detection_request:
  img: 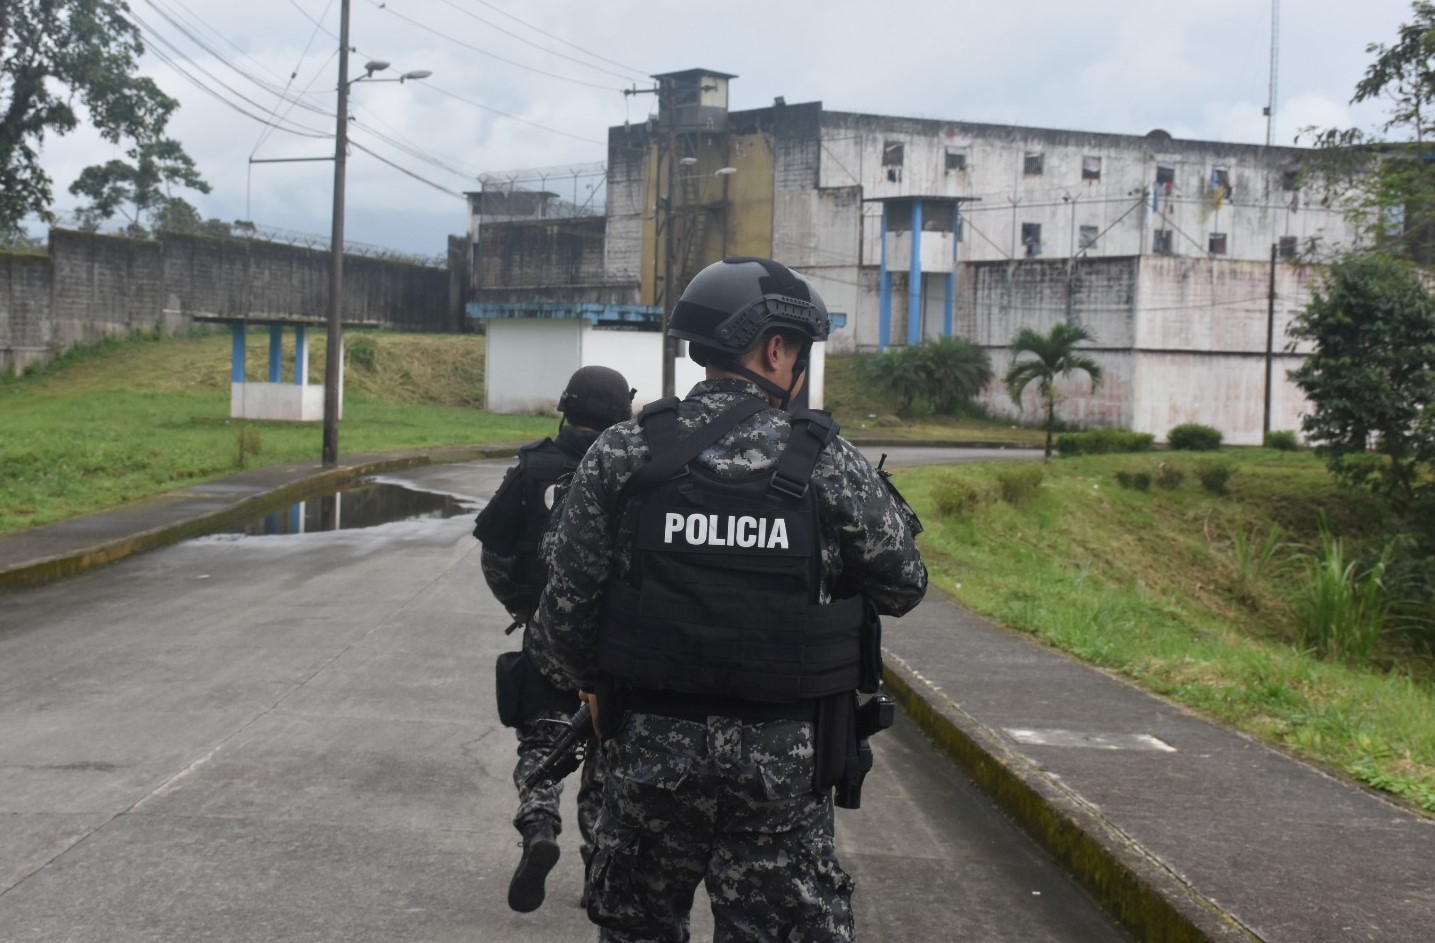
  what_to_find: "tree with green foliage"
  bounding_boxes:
[69,137,211,235]
[1004,323,1103,461]
[1288,254,1435,512]
[0,0,201,239]
[1304,1,1435,261]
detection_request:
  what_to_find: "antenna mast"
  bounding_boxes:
[1265,0,1280,147]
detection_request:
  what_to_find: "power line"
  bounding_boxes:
[131,13,331,138]
[348,140,467,198]
[430,0,648,83]
[360,0,626,91]
[467,0,649,77]
[422,85,608,146]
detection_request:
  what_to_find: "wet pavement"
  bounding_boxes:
[1,446,1433,942]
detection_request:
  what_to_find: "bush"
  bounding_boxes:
[1195,460,1235,495]
[1055,428,1156,456]
[861,337,993,417]
[996,465,1044,506]
[1295,530,1394,665]
[1115,470,1152,491]
[1264,430,1300,451]
[931,475,989,520]
[1154,462,1185,489]
[1168,423,1223,451]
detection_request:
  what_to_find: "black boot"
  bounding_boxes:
[508,816,560,913]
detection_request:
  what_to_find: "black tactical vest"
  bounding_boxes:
[473,437,583,606]
[599,400,866,703]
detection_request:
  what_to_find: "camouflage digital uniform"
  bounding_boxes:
[478,425,605,864]
[530,377,927,942]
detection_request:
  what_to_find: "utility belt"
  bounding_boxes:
[624,687,817,724]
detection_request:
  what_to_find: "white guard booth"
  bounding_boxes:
[471,301,826,415]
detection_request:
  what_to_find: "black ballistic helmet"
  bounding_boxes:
[557,365,635,429]
[669,257,830,365]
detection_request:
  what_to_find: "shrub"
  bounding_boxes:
[931,475,988,520]
[862,337,993,417]
[996,465,1044,506]
[1264,430,1300,451]
[1055,428,1156,456]
[1154,462,1185,489]
[1195,460,1235,495]
[1295,530,1394,665]
[1115,470,1152,491]
[348,337,379,372]
[1168,423,1223,451]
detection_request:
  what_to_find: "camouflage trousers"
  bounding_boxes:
[587,712,854,943]
[513,709,605,864]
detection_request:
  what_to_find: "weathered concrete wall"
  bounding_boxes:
[965,255,1318,443]
[0,230,452,373]
[0,252,58,373]
[818,111,1356,266]
[474,216,608,293]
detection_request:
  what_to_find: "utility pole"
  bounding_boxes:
[1263,242,1277,435]
[322,0,351,467]
[661,78,679,398]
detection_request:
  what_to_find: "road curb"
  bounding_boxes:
[880,652,1262,943]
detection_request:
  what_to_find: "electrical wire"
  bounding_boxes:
[429,0,647,83]
[131,13,332,138]
[348,139,467,198]
[361,0,626,92]
[466,0,649,77]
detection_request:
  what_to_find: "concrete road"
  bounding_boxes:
[0,459,1125,942]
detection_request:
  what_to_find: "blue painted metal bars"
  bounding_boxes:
[908,199,923,347]
[231,324,245,383]
[879,202,892,350]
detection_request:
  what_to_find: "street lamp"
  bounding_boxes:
[322,0,429,467]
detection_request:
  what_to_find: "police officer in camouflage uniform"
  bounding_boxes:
[473,365,634,913]
[529,257,928,941]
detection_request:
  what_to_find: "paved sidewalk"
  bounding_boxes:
[2,450,1431,943]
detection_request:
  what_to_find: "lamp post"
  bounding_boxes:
[323,0,430,466]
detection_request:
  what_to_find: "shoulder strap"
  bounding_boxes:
[622,397,768,500]
[770,409,839,499]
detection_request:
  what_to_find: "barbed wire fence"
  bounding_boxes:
[43,212,448,269]
[476,161,608,219]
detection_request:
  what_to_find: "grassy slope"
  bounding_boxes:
[893,453,1435,813]
[0,330,551,532]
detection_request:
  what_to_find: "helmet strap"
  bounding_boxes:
[728,362,794,409]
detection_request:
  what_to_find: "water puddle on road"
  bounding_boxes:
[227,479,477,537]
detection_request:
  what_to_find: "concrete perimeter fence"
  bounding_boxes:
[0,229,465,375]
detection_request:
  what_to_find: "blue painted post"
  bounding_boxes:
[268,326,283,382]
[879,203,892,350]
[294,327,308,385]
[231,324,245,383]
[945,203,958,337]
[908,200,923,347]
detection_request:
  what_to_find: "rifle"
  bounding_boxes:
[521,702,596,790]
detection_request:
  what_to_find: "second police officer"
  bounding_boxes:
[473,365,635,914]
[530,257,928,941]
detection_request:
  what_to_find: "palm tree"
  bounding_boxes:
[1004,323,1103,461]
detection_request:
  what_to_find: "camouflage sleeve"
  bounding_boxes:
[479,547,530,618]
[527,438,620,691]
[820,437,928,617]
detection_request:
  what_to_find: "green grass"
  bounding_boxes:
[0,330,552,533]
[894,451,1435,814]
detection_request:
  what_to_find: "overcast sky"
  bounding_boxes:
[30,0,1421,257]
